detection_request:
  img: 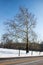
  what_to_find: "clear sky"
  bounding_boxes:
[0,0,43,42]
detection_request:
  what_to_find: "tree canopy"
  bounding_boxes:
[2,7,37,43]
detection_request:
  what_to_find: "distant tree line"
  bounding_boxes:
[0,41,43,52]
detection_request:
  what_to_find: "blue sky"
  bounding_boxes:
[0,0,43,42]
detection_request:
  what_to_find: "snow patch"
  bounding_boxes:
[0,48,43,58]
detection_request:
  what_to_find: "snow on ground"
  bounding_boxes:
[0,48,43,58]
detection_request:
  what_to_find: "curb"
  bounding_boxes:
[0,56,43,60]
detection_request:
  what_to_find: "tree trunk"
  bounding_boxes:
[31,51,33,55]
[18,49,20,56]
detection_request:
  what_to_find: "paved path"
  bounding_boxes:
[0,56,43,65]
[16,59,43,65]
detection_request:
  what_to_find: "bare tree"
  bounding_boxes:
[3,7,36,55]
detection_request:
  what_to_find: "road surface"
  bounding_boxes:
[0,56,43,65]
